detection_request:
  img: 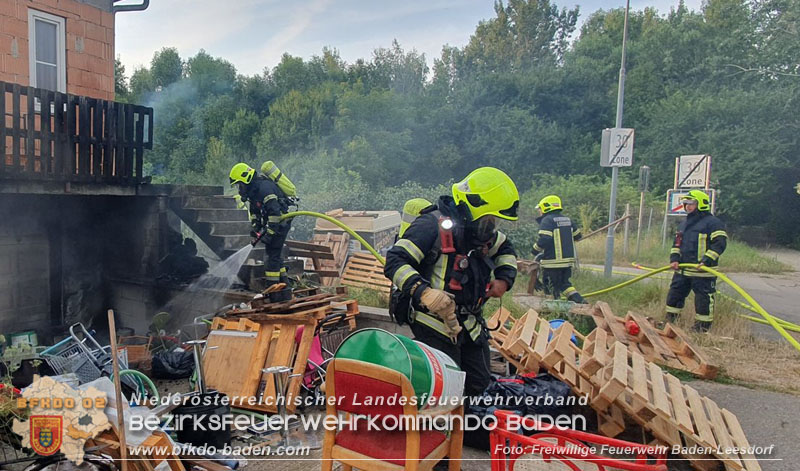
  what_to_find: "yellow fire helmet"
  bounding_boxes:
[452,167,519,221]
[681,189,710,211]
[229,163,255,186]
[537,195,562,214]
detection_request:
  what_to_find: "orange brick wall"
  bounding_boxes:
[0,0,114,100]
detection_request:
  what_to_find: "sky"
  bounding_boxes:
[115,0,703,77]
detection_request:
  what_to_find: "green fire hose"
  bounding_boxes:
[581,263,800,353]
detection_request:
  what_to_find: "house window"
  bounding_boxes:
[28,9,66,93]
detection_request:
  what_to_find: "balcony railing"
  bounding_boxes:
[1,81,153,184]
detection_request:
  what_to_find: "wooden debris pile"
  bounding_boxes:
[489,305,760,471]
[202,290,359,413]
[572,302,718,379]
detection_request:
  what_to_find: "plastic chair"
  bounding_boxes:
[322,358,464,471]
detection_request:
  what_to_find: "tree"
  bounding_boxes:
[186,50,237,97]
[114,57,129,101]
[150,47,184,88]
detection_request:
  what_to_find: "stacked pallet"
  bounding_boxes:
[488,306,761,471]
[340,252,392,297]
[572,302,718,379]
[309,232,351,285]
[202,293,359,413]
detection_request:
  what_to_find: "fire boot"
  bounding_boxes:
[692,321,712,333]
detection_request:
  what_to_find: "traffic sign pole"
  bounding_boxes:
[604,0,630,278]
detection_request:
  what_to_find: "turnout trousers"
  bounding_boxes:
[541,267,585,303]
[263,221,291,284]
[665,272,716,322]
[410,321,491,398]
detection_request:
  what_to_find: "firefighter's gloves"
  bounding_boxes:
[420,288,462,340]
[486,279,509,298]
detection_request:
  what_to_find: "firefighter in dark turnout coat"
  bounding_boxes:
[384,167,519,397]
[229,163,292,288]
[532,195,585,303]
[666,190,727,332]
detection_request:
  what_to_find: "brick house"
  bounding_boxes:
[0,0,124,100]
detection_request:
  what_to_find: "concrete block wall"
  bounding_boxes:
[0,196,51,334]
[0,0,115,100]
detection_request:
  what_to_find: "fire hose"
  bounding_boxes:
[580,263,800,354]
[277,211,800,353]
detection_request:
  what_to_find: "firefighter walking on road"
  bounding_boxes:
[665,190,727,332]
[532,195,586,303]
[384,167,519,397]
[229,162,293,289]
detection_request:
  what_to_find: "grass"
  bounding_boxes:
[576,233,792,274]
[345,286,389,309]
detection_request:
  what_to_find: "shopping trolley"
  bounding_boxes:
[490,410,668,471]
[42,323,130,386]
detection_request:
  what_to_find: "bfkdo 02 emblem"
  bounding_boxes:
[30,416,62,456]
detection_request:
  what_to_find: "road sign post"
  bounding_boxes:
[603,0,631,278]
[635,165,650,259]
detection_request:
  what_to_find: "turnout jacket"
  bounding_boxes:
[240,177,288,234]
[384,196,518,340]
[532,210,582,268]
[670,210,727,277]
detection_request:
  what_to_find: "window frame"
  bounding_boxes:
[28,8,67,93]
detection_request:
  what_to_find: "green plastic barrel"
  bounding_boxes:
[334,328,465,410]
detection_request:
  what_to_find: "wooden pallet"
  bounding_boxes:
[488,306,760,471]
[309,232,351,285]
[340,252,391,296]
[285,240,340,279]
[580,302,718,379]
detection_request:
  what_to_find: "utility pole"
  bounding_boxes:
[604,0,631,278]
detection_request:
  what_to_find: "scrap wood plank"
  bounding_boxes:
[663,323,719,379]
[627,311,677,360]
[236,292,343,314]
[665,373,694,434]
[703,397,742,470]
[721,408,762,471]
[595,302,630,345]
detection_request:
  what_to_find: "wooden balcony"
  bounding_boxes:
[1,81,153,185]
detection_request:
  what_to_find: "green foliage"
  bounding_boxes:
[114,57,129,102]
[578,234,792,274]
[120,0,800,244]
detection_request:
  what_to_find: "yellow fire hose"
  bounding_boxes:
[629,263,800,332]
[281,211,386,265]
[581,263,800,353]
[278,211,800,353]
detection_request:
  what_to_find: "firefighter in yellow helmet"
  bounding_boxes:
[532,195,586,303]
[666,190,727,332]
[384,167,519,397]
[229,162,292,288]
